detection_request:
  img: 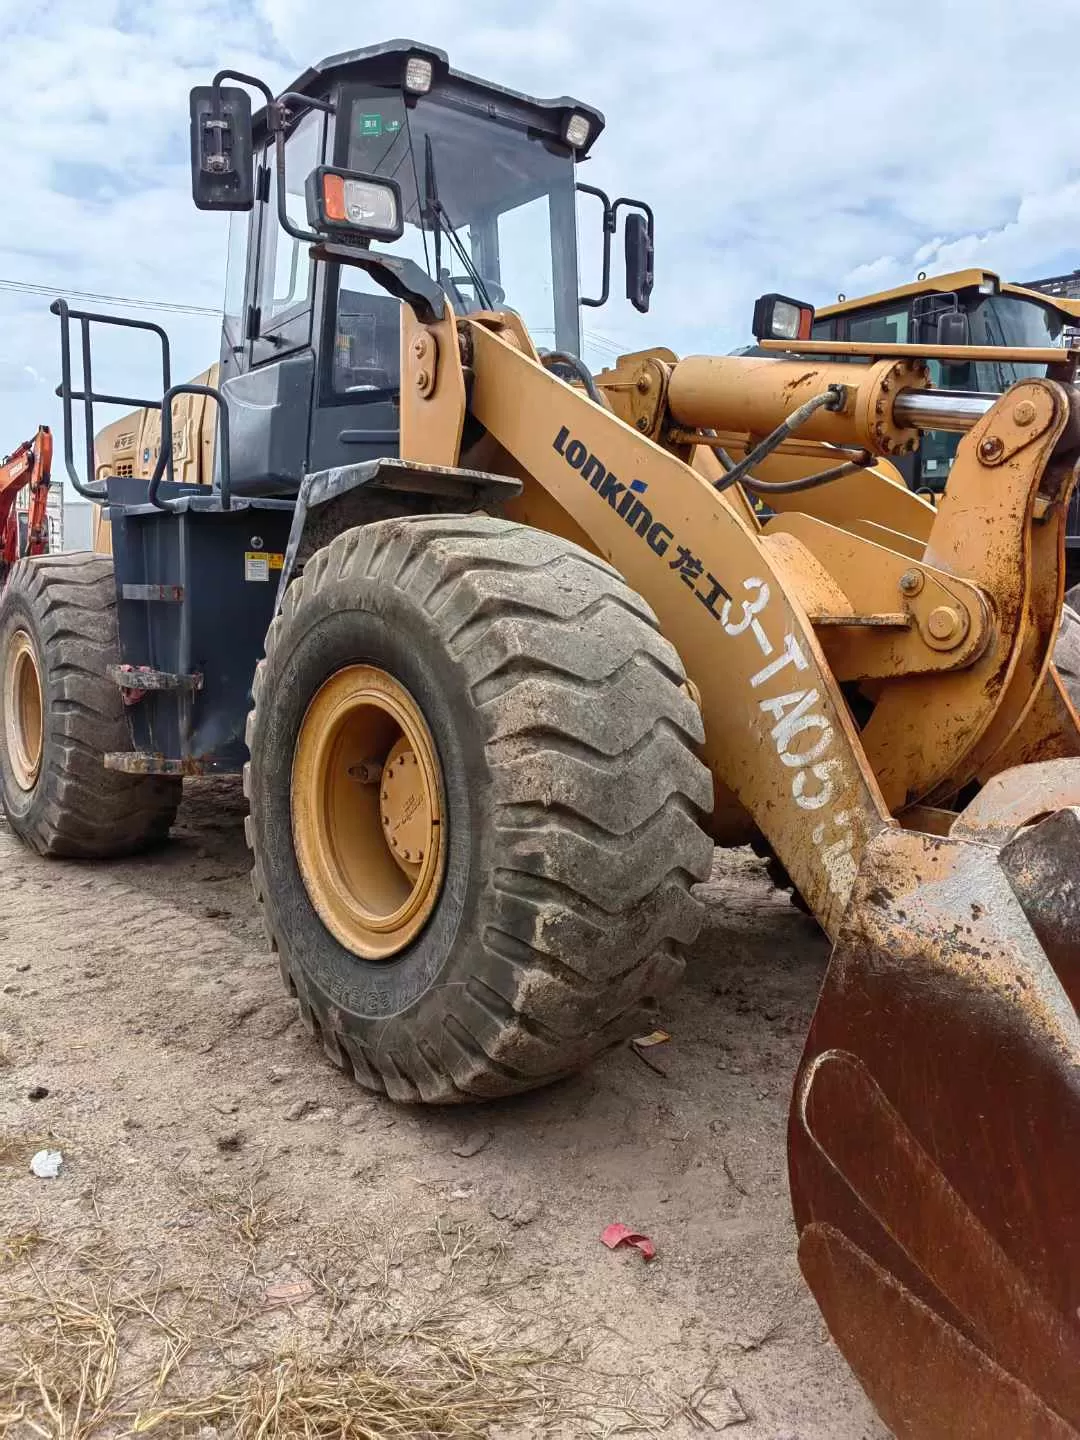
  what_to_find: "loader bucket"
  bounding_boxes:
[789,782,1080,1438]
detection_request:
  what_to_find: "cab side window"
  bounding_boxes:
[256,110,324,336]
[220,209,252,373]
[847,306,910,345]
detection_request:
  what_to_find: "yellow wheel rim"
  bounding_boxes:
[4,630,44,791]
[291,665,446,960]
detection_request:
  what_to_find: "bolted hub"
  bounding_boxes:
[291,664,445,961]
[379,736,433,874]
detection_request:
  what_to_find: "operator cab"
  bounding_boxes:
[207,41,647,497]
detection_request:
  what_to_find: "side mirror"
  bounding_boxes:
[624,211,654,314]
[937,310,971,346]
[189,85,254,211]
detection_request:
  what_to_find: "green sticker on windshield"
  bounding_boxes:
[386,118,401,133]
[358,113,383,137]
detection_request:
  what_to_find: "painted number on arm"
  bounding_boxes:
[731,578,858,900]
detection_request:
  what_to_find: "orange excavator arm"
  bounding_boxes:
[0,425,53,571]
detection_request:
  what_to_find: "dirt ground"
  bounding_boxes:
[0,778,888,1438]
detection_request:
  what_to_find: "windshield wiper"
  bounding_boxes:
[422,133,443,280]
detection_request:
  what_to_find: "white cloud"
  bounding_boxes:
[0,360,43,393]
[2,0,1080,497]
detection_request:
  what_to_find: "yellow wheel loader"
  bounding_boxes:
[715,272,1080,718]
[810,268,1080,595]
[1,42,1078,1437]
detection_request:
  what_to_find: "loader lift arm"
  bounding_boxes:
[0,426,53,576]
[389,288,1080,1437]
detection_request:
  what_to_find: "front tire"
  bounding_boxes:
[1056,603,1080,712]
[0,553,181,857]
[245,515,714,1103]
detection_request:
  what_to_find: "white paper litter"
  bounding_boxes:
[30,1149,63,1178]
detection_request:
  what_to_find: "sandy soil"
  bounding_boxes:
[0,778,888,1438]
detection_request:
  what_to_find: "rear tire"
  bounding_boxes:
[245,515,714,1103]
[0,553,181,857]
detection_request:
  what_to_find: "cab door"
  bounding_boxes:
[249,110,325,365]
[218,108,328,496]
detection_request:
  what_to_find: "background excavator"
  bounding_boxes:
[0,40,1077,1438]
[0,425,52,581]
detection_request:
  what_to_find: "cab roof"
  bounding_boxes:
[253,38,605,156]
[817,268,1080,321]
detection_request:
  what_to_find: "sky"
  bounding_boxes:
[2,0,1079,503]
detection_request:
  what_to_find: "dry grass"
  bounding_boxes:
[131,1339,559,1438]
[182,1168,289,1247]
[0,1226,43,1266]
[0,1182,672,1439]
[0,1132,66,1169]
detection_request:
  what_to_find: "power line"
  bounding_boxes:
[0,278,220,317]
[1,277,632,358]
[583,330,627,359]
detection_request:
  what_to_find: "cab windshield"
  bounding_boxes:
[807,290,1070,490]
[330,84,580,396]
[967,294,1065,391]
[922,296,1066,488]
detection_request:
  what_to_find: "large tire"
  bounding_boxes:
[0,553,181,857]
[245,515,714,1103]
[1056,603,1080,712]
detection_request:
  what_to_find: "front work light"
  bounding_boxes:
[404,55,434,94]
[306,167,404,243]
[751,292,815,342]
[564,112,591,148]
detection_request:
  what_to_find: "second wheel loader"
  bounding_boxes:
[1,39,1078,1438]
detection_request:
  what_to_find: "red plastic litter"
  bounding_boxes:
[600,1222,656,1261]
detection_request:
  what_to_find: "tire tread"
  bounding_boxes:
[246,516,713,1102]
[0,553,180,857]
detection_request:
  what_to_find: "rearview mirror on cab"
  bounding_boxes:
[937,310,971,346]
[625,212,654,314]
[189,85,255,211]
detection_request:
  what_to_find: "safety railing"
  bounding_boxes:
[51,299,232,510]
[52,299,171,500]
